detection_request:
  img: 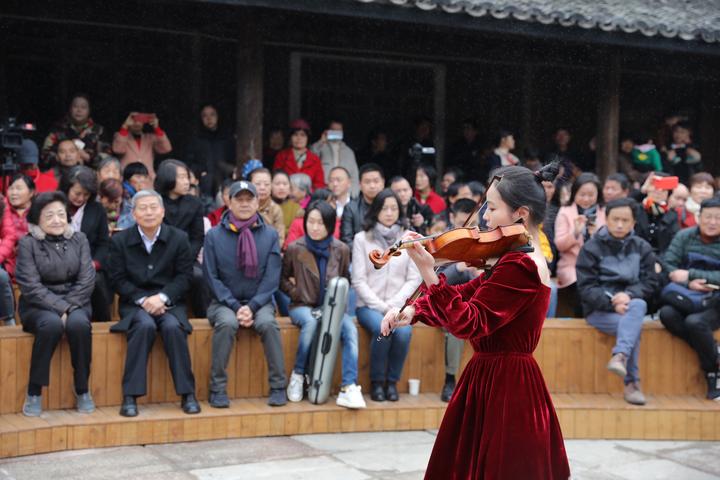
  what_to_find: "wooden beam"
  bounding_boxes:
[521,64,534,154]
[433,65,446,178]
[235,34,264,167]
[190,32,203,136]
[596,52,621,180]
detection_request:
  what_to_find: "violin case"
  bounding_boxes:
[307,276,349,405]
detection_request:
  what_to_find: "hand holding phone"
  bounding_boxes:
[652,176,679,191]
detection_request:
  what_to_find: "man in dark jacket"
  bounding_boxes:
[107,190,200,417]
[577,198,658,406]
[659,197,720,400]
[203,181,286,408]
[340,163,384,248]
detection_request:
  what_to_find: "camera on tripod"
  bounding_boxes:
[1,117,35,151]
[408,143,436,165]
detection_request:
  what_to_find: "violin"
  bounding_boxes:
[369,224,530,270]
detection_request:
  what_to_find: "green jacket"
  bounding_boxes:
[662,227,720,285]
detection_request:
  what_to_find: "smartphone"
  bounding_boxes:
[705,283,720,290]
[327,130,343,142]
[653,176,679,191]
[132,113,156,124]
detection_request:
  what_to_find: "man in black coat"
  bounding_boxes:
[107,189,200,417]
[340,163,385,249]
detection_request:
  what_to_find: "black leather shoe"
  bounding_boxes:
[209,391,230,408]
[370,382,385,402]
[441,379,456,403]
[182,393,201,414]
[119,395,138,417]
[386,382,399,402]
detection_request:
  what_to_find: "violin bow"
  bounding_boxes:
[376,176,502,340]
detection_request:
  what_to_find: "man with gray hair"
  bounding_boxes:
[107,189,201,417]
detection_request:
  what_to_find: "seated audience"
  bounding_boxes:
[638,173,681,256]
[576,198,658,405]
[341,163,385,249]
[112,112,172,178]
[602,173,630,204]
[440,167,464,195]
[284,189,339,249]
[249,168,285,246]
[3,174,34,279]
[60,166,112,322]
[328,166,353,219]
[554,173,606,315]
[19,140,58,193]
[107,190,200,417]
[630,135,662,176]
[96,156,122,184]
[289,173,312,210]
[99,178,134,232]
[16,192,95,416]
[41,94,107,169]
[154,159,207,316]
[282,200,365,409]
[273,119,326,190]
[208,179,233,227]
[203,181,287,407]
[482,129,519,182]
[262,127,285,170]
[467,180,486,204]
[659,198,720,400]
[271,170,300,234]
[666,122,702,185]
[668,183,696,228]
[352,189,421,402]
[53,139,84,182]
[413,164,446,215]
[686,172,715,219]
[122,162,151,198]
[390,176,433,235]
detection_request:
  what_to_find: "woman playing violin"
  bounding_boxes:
[381,164,570,480]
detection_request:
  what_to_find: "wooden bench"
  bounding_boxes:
[1,317,720,458]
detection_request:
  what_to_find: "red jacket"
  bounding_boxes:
[415,189,446,215]
[22,167,58,193]
[208,205,227,227]
[1,200,28,278]
[273,148,326,190]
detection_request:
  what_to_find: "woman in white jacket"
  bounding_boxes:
[352,188,421,402]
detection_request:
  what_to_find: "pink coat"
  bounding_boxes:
[554,204,606,288]
[112,128,172,178]
[1,200,28,278]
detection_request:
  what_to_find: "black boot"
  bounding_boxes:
[119,395,137,417]
[385,382,399,402]
[370,382,385,402]
[182,393,201,414]
[707,371,720,400]
[441,376,456,402]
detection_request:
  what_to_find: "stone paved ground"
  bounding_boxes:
[0,431,719,479]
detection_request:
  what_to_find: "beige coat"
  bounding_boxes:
[258,197,286,246]
[351,229,421,314]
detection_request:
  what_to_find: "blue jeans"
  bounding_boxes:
[356,306,412,383]
[289,306,359,386]
[0,267,15,324]
[545,279,558,318]
[274,291,290,316]
[587,298,647,384]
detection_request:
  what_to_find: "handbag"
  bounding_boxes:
[660,282,713,314]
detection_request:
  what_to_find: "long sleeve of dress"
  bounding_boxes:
[412,252,540,340]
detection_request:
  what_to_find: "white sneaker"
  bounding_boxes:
[287,371,304,402]
[336,384,367,409]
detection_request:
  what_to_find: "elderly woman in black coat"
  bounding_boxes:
[16,191,96,417]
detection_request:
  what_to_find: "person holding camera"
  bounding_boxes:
[311,119,360,197]
[390,176,433,236]
[637,172,682,257]
[554,172,606,316]
[112,112,172,179]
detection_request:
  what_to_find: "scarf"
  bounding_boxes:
[305,234,333,305]
[372,223,402,250]
[227,212,259,278]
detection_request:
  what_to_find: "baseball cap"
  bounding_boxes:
[229,180,257,198]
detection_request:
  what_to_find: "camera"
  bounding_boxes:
[0,117,36,175]
[408,143,436,166]
[326,130,343,142]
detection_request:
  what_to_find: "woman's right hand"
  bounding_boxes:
[381,306,415,336]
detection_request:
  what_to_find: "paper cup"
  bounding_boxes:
[408,378,420,396]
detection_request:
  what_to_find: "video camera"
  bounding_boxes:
[408,143,436,165]
[0,117,36,176]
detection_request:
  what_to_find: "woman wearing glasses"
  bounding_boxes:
[382,165,570,479]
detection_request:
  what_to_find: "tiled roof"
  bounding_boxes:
[355,0,720,43]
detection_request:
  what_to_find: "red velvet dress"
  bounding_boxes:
[413,251,570,480]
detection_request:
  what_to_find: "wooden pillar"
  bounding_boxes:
[596,52,621,180]
[699,81,720,175]
[235,33,264,167]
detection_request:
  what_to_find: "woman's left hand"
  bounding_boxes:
[401,231,435,272]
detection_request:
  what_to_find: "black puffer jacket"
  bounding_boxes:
[162,194,205,259]
[576,226,658,315]
[15,224,95,319]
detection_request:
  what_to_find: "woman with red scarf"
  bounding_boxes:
[382,164,570,479]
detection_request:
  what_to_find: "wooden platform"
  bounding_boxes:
[1,317,719,458]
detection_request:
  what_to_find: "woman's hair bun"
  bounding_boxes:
[534,161,560,184]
